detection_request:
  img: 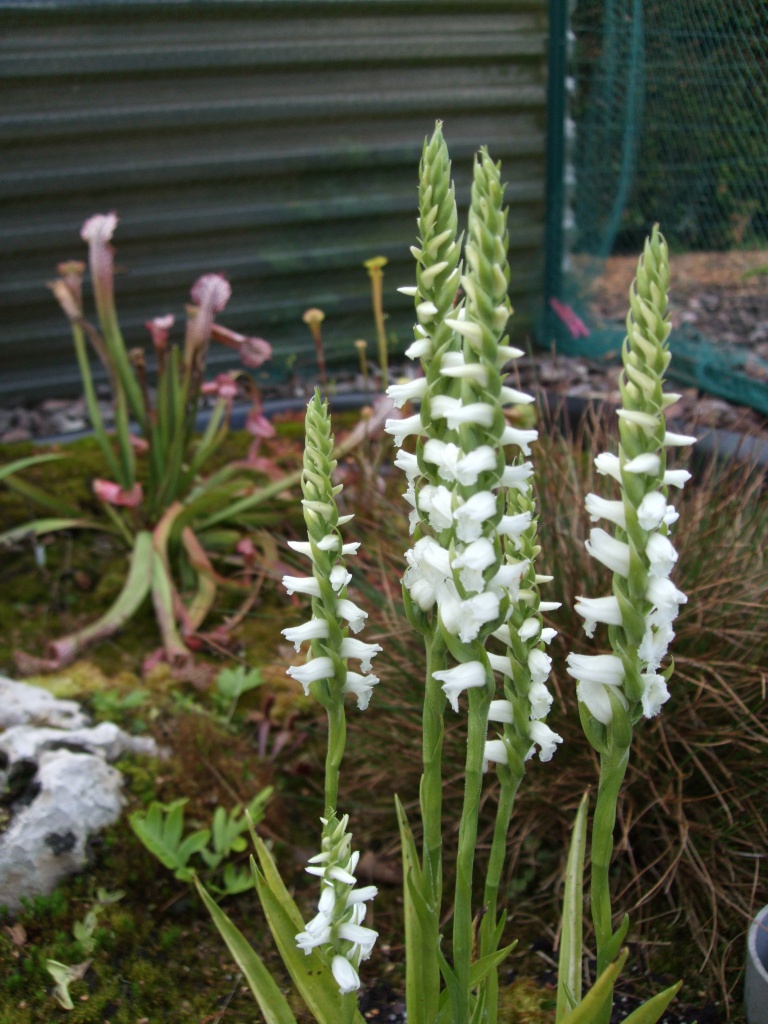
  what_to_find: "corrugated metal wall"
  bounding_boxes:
[0,0,549,403]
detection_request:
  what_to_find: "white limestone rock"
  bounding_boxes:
[0,678,161,913]
[0,676,88,730]
[0,750,124,911]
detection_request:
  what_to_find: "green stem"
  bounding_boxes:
[480,769,523,1024]
[452,685,492,1024]
[413,631,447,1024]
[421,631,447,909]
[590,744,630,988]
[324,699,346,818]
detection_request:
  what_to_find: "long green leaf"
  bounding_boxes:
[559,949,629,1024]
[0,518,110,547]
[48,530,153,661]
[251,834,306,933]
[195,878,299,1024]
[71,323,123,481]
[0,452,64,484]
[395,795,432,1024]
[557,791,590,1021]
[252,863,366,1024]
[1,474,81,518]
[620,981,683,1024]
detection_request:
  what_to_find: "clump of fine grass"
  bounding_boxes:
[342,413,767,1018]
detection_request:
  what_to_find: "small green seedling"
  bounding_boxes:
[45,888,124,1009]
[130,788,273,896]
[213,664,264,722]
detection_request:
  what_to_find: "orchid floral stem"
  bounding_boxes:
[421,631,447,908]
[591,743,631,1015]
[480,768,524,1024]
[452,684,493,1024]
[324,698,347,819]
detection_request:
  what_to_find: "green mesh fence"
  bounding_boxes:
[543,0,768,415]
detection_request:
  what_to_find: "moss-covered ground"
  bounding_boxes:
[1,418,763,1022]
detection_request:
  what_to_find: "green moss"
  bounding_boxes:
[498,979,556,1023]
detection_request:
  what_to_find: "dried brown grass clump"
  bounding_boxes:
[342,415,767,1015]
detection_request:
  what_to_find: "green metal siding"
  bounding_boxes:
[0,1,548,402]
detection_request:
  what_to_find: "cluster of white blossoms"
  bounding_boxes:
[281,393,381,993]
[281,393,382,712]
[566,228,694,727]
[384,129,560,764]
[295,813,378,994]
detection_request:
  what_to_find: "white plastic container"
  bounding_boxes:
[745,904,768,1023]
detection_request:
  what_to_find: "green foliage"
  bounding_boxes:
[130,788,273,896]
[44,889,124,1010]
[212,664,264,721]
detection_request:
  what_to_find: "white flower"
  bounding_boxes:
[566,652,625,686]
[540,628,557,645]
[439,351,489,384]
[594,452,622,482]
[624,452,662,474]
[483,738,509,772]
[346,885,378,906]
[616,409,659,432]
[573,595,623,637]
[336,598,368,633]
[646,532,678,578]
[330,565,352,592]
[528,682,553,720]
[528,649,552,685]
[430,395,495,430]
[500,384,535,406]
[339,638,383,672]
[499,462,534,492]
[419,484,455,531]
[500,425,538,455]
[452,537,497,593]
[422,439,498,486]
[296,911,332,953]
[663,468,691,488]
[639,622,674,671]
[640,672,670,718]
[404,337,432,360]
[387,376,428,409]
[439,586,501,644]
[444,316,485,345]
[585,528,631,576]
[331,955,361,994]
[282,575,322,597]
[496,511,532,547]
[488,699,514,723]
[487,653,513,676]
[576,679,628,725]
[585,493,626,528]
[527,720,563,762]
[432,660,487,712]
[518,617,540,641]
[338,921,378,960]
[287,657,335,693]
[454,491,498,542]
[343,671,380,710]
[393,449,420,482]
[282,618,330,651]
[636,491,668,530]
[416,300,439,321]
[384,413,423,447]
[645,576,687,625]
[663,431,697,447]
